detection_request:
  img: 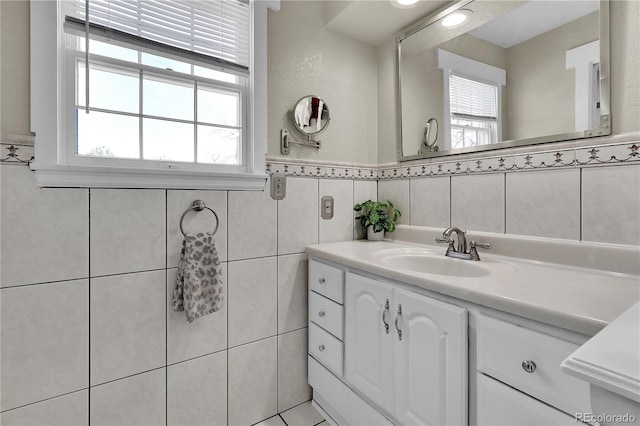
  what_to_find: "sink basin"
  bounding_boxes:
[373,248,491,278]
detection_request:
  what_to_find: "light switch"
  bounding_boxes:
[321,196,334,219]
[270,174,286,200]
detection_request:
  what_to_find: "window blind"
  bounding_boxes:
[449,75,497,120]
[64,0,250,75]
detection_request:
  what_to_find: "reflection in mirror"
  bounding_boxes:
[419,118,439,153]
[398,0,610,160]
[281,95,331,155]
[291,95,330,137]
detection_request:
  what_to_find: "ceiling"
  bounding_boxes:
[469,1,599,48]
[323,0,450,47]
[323,0,599,48]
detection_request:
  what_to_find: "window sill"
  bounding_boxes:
[29,162,267,190]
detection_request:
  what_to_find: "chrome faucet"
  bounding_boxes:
[436,227,491,261]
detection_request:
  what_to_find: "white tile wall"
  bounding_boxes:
[277,328,312,412]
[319,179,354,243]
[378,179,410,225]
[3,151,638,424]
[228,337,278,426]
[278,253,309,334]
[90,270,166,385]
[228,187,277,261]
[228,257,278,347]
[506,169,581,240]
[1,163,363,424]
[1,280,89,412]
[90,369,166,426]
[167,352,227,426]
[0,166,89,288]
[278,178,319,254]
[0,390,88,426]
[410,177,450,228]
[451,174,505,233]
[582,165,640,245]
[167,266,228,365]
[90,189,165,276]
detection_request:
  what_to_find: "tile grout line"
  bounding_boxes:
[276,180,281,415]
[165,189,168,426]
[226,189,230,426]
[579,168,583,241]
[88,187,91,425]
[503,172,507,234]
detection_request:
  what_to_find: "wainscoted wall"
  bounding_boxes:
[376,133,640,247]
[0,156,376,425]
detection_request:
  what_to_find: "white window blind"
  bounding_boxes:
[449,75,497,120]
[64,0,250,75]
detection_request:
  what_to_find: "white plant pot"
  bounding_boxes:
[367,227,385,241]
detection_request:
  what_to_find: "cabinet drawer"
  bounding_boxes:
[476,314,591,417]
[309,291,344,339]
[309,259,344,304]
[309,322,343,376]
[477,373,582,425]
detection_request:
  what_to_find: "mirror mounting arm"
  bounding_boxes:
[280,129,320,155]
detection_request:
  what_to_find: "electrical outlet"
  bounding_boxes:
[270,174,286,200]
[321,196,334,219]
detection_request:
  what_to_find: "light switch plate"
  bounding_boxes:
[321,196,334,219]
[271,174,286,200]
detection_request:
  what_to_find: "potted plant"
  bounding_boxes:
[354,200,402,241]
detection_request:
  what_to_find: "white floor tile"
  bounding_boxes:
[280,401,324,426]
[254,415,287,426]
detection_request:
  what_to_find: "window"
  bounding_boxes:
[437,49,505,151]
[30,0,275,189]
[449,75,499,149]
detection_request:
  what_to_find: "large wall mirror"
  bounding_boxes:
[397,0,610,161]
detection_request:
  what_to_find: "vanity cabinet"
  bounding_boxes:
[307,255,596,426]
[344,272,468,426]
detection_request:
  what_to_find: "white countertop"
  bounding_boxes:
[562,302,640,403]
[306,239,640,336]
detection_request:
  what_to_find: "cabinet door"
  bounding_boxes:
[344,272,394,414]
[393,288,468,426]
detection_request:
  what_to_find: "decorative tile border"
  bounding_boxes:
[0,134,35,166]
[266,158,378,180]
[374,137,640,180]
[576,143,639,166]
[0,144,34,166]
[4,133,638,175]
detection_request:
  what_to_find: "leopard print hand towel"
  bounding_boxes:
[173,232,224,323]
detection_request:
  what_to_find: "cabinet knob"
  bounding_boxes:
[318,344,325,352]
[522,360,537,373]
[318,278,326,284]
[318,310,326,317]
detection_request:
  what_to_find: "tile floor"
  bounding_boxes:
[255,401,326,426]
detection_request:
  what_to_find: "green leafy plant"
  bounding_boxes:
[354,200,402,234]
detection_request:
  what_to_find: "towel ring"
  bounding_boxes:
[179,200,219,237]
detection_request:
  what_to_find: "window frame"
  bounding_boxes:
[30,0,275,190]
[449,73,500,149]
[437,49,506,152]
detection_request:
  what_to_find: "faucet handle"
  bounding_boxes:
[469,241,491,261]
[435,237,452,244]
[470,241,491,249]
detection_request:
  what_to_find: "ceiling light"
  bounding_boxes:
[441,9,473,28]
[390,0,421,9]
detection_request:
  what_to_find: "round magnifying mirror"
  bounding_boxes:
[290,95,330,138]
